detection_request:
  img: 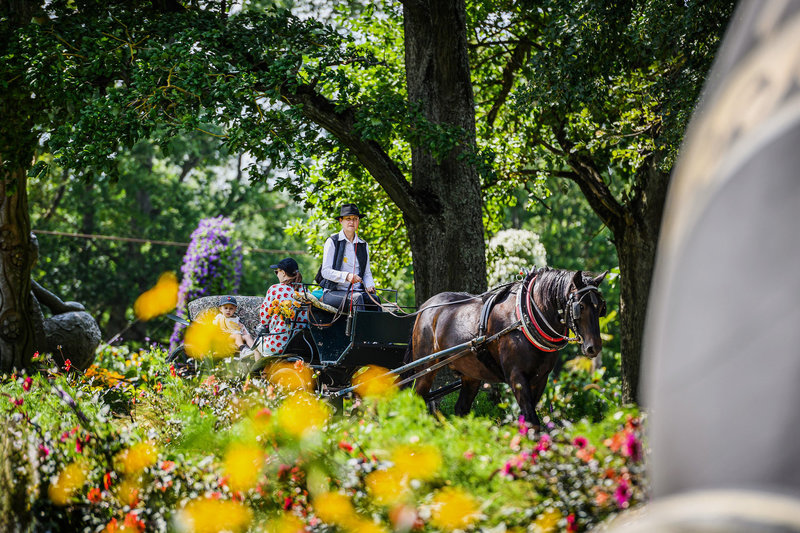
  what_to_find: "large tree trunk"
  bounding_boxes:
[615,162,669,403]
[0,164,36,370]
[403,0,487,301]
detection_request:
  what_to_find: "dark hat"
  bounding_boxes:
[219,295,238,307]
[336,204,365,220]
[270,257,299,275]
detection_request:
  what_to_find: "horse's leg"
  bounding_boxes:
[507,367,540,429]
[453,377,481,416]
[413,370,439,414]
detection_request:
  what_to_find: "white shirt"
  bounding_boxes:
[320,230,375,291]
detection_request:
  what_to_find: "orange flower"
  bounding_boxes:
[87,487,102,503]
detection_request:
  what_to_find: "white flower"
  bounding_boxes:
[487,229,547,286]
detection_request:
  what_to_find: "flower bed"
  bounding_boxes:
[1,346,645,532]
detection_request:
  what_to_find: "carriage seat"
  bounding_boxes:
[187,295,264,334]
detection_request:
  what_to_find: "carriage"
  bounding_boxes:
[166,287,458,403]
[168,267,607,423]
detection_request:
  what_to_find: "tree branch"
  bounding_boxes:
[549,124,626,231]
[279,83,425,224]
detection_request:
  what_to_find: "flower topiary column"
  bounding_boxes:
[170,217,243,349]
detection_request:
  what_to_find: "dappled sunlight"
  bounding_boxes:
[133,272,179,321]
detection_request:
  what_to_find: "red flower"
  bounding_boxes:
[572,436,588,449]
[103,472,113,490]
[12,397,23,406]
[283,496,293,510]
[124,511,146,532]
[169,364,177,378]
[567,513,578,532]
[22,377,32,392]
[160,460,176,472]
[338,441,354,452]
[87,487,102,503]
[64,359,72,372]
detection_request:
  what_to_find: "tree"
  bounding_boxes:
[2,0,489,368]
[464,0,735,402]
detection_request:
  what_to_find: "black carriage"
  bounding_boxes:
[167,289,420,397]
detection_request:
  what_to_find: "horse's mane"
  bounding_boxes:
[527,267,575,311]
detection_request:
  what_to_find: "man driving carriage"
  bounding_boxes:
[317,204,382,312]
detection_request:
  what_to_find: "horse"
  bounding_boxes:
[404,267,607,428]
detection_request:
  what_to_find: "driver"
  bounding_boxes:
[317,204,381,312]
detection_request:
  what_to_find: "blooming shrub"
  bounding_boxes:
[170,217,243,348]
[0,345,646,532]
[487,228,548,286]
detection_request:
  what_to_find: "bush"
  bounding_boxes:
[1,346,645,532]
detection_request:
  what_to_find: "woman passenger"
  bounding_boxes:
[257,257,308,356]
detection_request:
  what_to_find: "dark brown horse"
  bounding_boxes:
[405,267,607,428]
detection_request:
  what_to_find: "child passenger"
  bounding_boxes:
[213,295,255,352]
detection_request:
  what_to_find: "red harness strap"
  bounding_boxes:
[525,276,567,344]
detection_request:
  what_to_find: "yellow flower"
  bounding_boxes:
[565,356,593,373]
[134,271,179,321]
[365,468,410,506]
[276,392,331,438]
[348,517,389,533]
[48,461,87,505]
[185,310,236,359]
[223,441,264,492]
[117,440,158,474]
[313,491,356,527]
[175,498,253,533]
[352,365,397,399]
[266,361,314,392]
[116,476,141,507]
[430,488,481,531]
[391,444,441,481]
[533,508,562,533]
[264,513,306,533]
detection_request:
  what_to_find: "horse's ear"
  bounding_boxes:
[592,270,608,286]
[571,270,584,289]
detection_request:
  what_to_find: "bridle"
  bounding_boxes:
[516,274,605,351]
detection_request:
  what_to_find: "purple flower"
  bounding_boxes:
[170,216,243,348]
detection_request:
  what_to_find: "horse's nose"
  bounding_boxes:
[585,343,598,357]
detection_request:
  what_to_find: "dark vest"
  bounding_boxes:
[315,234,368,290]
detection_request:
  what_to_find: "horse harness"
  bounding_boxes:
[475,274,605,355]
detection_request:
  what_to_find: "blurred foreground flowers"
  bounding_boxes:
[133,272,179,321]
[3,344,645,532]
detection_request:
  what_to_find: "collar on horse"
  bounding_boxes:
[514,271,603,352]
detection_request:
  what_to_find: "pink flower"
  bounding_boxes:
[12,397,23,406]
[38,444,50,458]
[614,480,631,508]
[463,450,474,460]
[518,415,528,434]
[567,513,577,532]
[572,436,588,449]
[536,434,551,452]
[623,432,642,462]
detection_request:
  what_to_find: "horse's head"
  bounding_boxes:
[568,270,608,358]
